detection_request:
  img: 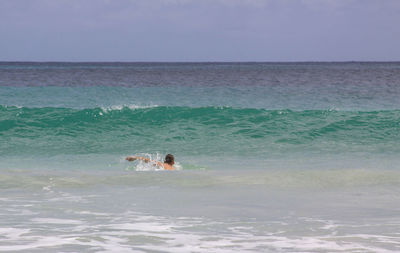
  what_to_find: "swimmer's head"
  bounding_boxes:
[164,154,174,165]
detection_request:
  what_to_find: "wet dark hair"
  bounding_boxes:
[164,154,174,165]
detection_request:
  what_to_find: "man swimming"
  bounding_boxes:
[125,154,175,170]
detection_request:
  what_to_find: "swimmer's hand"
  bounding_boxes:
[126,156,164,168]
[125,156,150,162]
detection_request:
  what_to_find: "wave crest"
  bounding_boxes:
[1,105,399,156]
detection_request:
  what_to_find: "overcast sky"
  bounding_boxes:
[0,0,399,62]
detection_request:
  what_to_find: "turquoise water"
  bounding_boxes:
[1,105,400,160]
[1,62,400,252]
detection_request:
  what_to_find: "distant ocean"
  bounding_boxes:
[1,62,400,252]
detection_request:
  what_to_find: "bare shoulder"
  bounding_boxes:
[163,163,175,170]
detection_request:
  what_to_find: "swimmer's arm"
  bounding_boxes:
[125,156,150,162]
[126,156,163,167]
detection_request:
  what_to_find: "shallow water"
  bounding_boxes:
[1,168,400,252]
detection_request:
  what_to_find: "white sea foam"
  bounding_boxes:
[46,192,90,203]
[0,228,30,240]
[3,104,23,109]
[1,209,399,252]
[100,104,159,113]
[123,153,182,171]
[107,222,173,233]
[73,210,109,216]
[1,169,399,252]
[31,218,84,225]
[0,236,78,251]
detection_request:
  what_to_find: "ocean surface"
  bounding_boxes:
[1,62,400,252]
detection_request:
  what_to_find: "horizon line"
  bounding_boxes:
[1,60,400,64]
